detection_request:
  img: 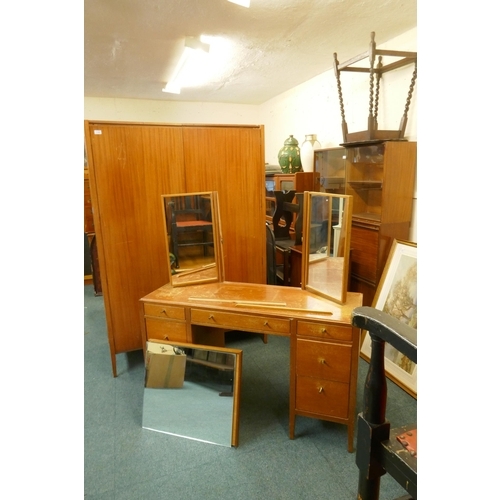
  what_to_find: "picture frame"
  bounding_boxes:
[360,239,417,398]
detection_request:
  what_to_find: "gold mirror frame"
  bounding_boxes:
[301,192,353,304]
[142,341,242,447]
[161,192,224,287]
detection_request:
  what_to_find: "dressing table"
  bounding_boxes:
[140,191,362,451]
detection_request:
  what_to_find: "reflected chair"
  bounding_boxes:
[168,197,213,267]
[352,306,417,500]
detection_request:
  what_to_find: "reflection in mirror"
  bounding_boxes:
[162,192,223,287]
[142,342,242,447]
[302,192,353,304]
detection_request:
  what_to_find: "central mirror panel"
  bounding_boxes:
[302,192,353,304]
[162,192,224,287]
[142,342,242,447]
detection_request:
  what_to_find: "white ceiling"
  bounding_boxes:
[84,0,417,105]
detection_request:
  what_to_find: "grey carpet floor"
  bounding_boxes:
[84,284,416,499]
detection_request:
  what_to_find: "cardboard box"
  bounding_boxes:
[145,342,186,388]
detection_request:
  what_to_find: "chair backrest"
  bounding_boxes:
[265,223,277,285]
[352,306,417,499]
[272,190,296,240]
[272,190,306,246]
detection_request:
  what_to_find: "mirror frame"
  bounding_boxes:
[143,340,242,447]
[161,191,225,287]
[301,192,353,304]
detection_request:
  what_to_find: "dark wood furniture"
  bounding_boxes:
[84,169,102,295]
[289,245,303,287]
[271,191,305,286]
[265,171,319,231]
[352,306,417,500]
[345,140,416,305]
[333,31,417,144]
[272,190,297,242]
[266,222,288,286]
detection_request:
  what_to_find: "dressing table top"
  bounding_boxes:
[141,281,362,325]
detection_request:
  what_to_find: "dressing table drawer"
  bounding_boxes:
[143,303,186,321]
[296,339,351,383]
[145,317,188,342]
[295,376,349,419]
[296,321,352,342]
[190,308,291,335]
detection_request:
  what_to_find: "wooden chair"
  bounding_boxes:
[272,190,296,242]
[271,191,307,286]
[352,306,417,500]
[168,196,213,267]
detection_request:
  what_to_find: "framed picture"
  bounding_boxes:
[360,239,417,398]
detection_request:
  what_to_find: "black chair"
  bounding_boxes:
[352,306,417,500]
[265,223,289,286]
[272,190,296,242]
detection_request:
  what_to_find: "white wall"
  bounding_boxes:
[83,98,260,125]
[84,28,417,241]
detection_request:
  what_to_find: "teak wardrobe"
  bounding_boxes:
[84,121,266,376]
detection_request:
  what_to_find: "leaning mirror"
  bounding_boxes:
[301,192,353,304]
[142,341,242,447]
[162,192,224,287]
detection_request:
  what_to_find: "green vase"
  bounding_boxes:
[278,135,302,173]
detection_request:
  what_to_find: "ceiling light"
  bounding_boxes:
[228,0,250,7]
[162,37,210,94]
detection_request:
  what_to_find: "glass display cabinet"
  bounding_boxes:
[344,140,416,305]
[314,147,346,194]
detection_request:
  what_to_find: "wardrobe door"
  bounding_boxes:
[85,122,185,372]
[182,126,266,284]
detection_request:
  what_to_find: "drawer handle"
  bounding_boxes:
[319,358,326,365]
[208,314,214,320]
[263,320,269,326]
[318,387,324,393]
[163,335,169,340]
[161,309,168,316]
[320,328,327,334]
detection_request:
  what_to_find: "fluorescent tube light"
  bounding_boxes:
[228,0,250,7]
[162,37,210,94]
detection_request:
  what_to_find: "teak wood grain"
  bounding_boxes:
[345,141,416,305]
[140,281,363,451]
[85,121,266,376]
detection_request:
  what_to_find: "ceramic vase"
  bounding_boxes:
[300,134,321,173]
[278,135,302,173]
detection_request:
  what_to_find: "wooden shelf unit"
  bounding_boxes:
[345,141,416,305]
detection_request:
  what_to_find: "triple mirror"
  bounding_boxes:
[142,342,242,447]
[301,192,353,304]
[162,192,224,287]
